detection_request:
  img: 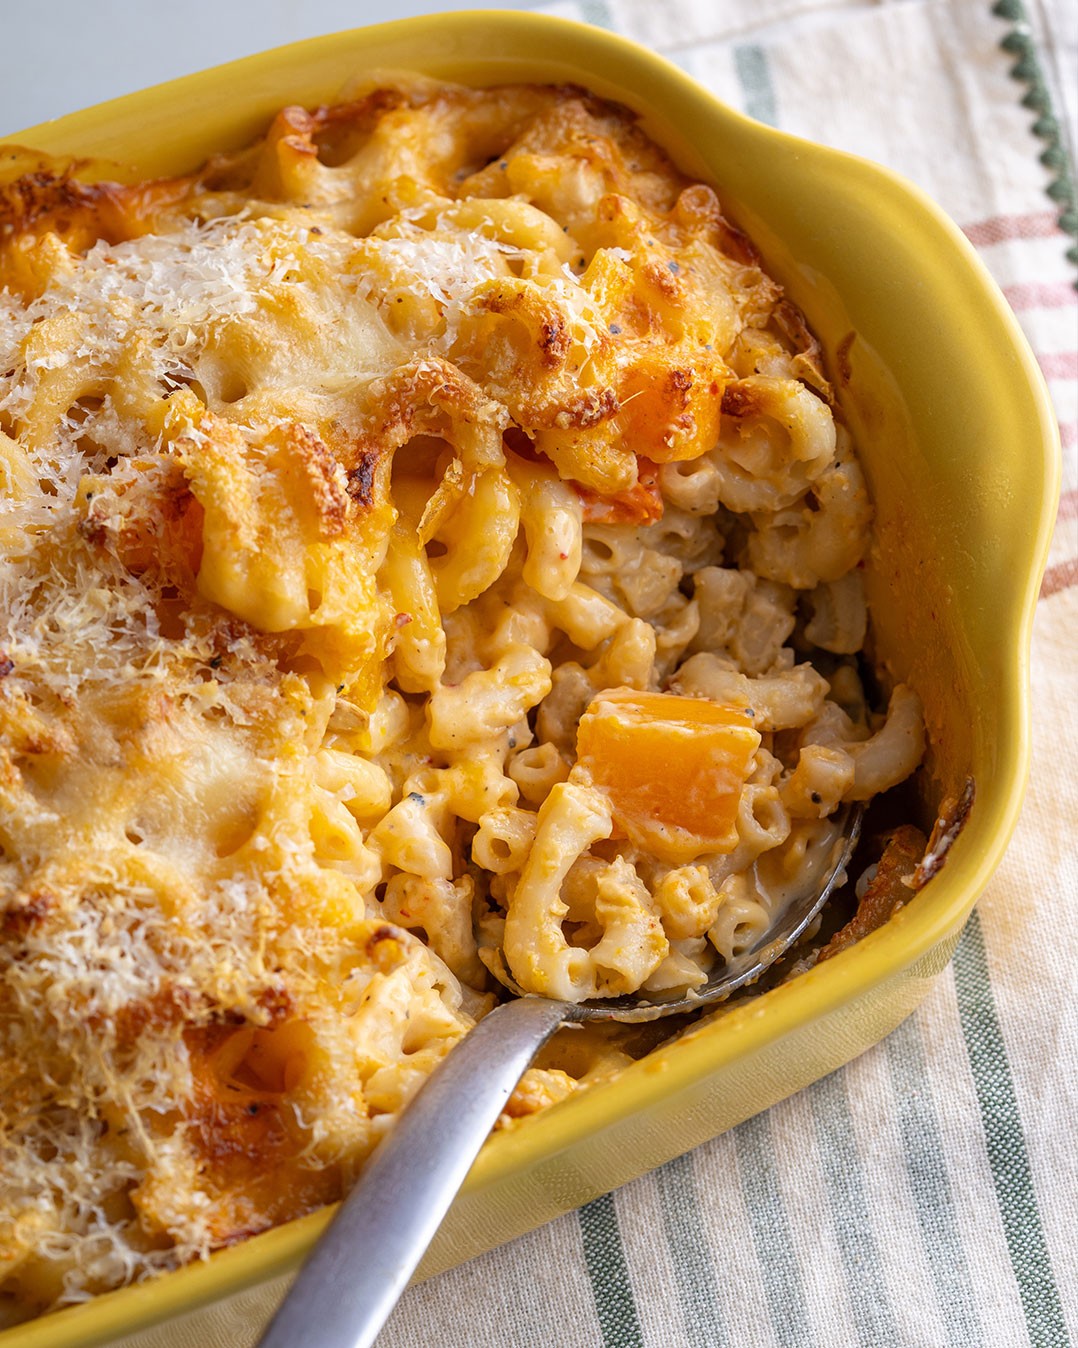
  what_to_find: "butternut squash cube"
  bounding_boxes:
[575,688,760,862]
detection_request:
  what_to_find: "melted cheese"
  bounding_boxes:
[0,75,911,1323]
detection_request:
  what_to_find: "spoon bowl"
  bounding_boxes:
[487,804,862,1024]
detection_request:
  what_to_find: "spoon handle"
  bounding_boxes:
[256,995,570,1348]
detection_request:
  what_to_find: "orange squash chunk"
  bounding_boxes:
[575,457,665,526]
[576,688,760,863]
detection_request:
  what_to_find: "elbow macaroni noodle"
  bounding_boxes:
[0,75,925,1315]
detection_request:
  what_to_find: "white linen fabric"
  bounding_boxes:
[11,2,1075,1345]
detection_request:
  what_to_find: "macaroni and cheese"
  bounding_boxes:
[0,76,925,1316]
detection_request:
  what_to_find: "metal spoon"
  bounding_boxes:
[256,805,861,1348]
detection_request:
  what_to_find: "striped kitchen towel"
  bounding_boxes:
[372,3,1076,1346]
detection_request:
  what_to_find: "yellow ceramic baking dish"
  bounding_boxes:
[0,12,1060,1347]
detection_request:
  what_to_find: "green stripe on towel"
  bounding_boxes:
[810,1071,901,1348]
[734,1111,812,1348]
[884,1017,985,1346]
[579,1191,645,1348]
[579,0,616,31]
[953,910,1068,1348]
[655,1152,729,1348]
[732,45,778,127]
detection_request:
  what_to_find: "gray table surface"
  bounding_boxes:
[0,0,539,134]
